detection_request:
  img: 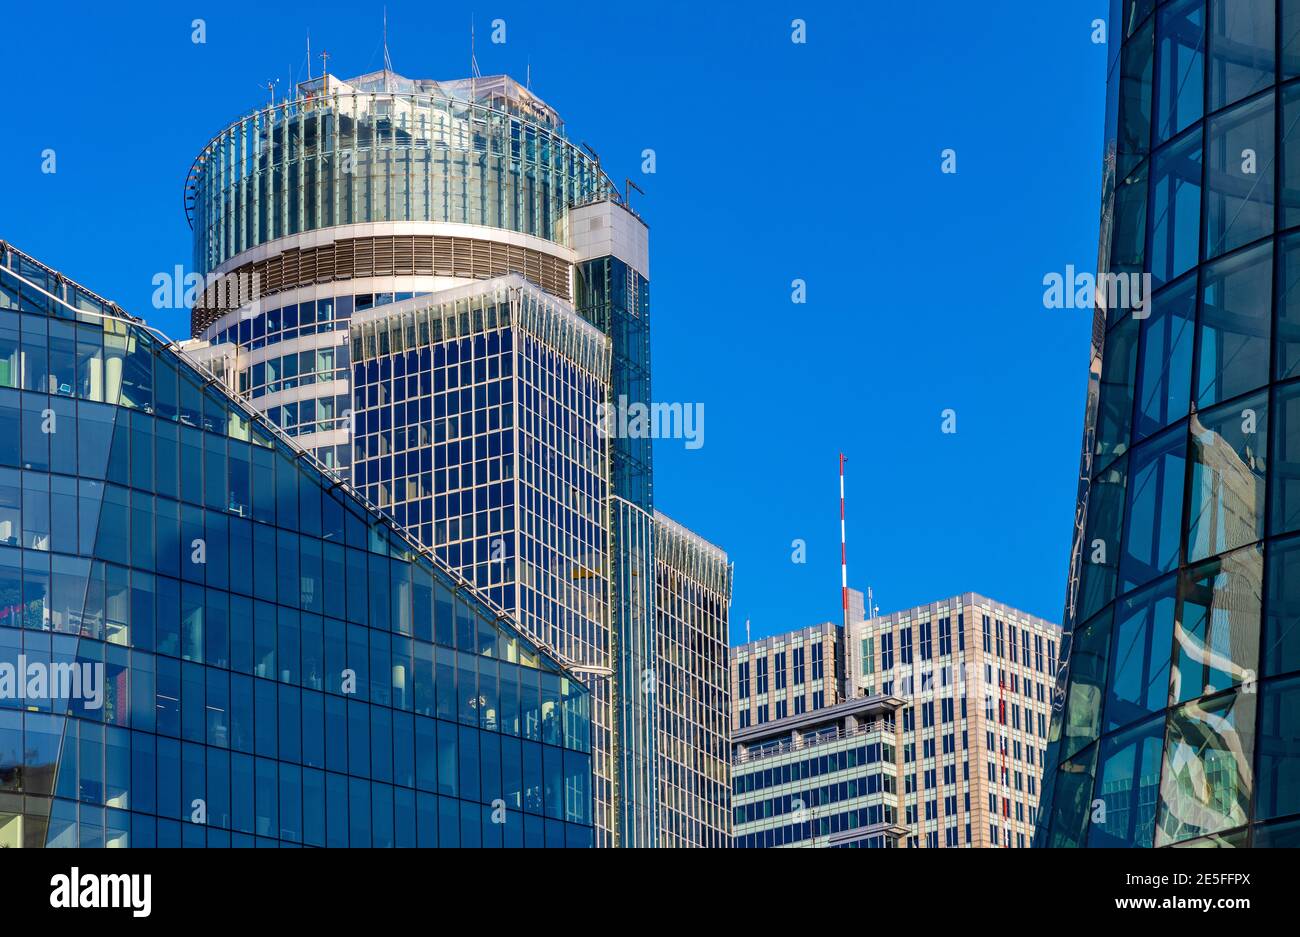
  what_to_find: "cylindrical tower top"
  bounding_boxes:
[185,69,615,275]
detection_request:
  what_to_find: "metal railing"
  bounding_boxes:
[734,718,897,767]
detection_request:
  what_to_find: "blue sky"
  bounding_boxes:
[0,0,1108,641]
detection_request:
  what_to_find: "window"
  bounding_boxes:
[1172,545,1262,704]
[1205,95,1275,260]
[1187,392,1268,562]
[1208,0,1274,112]
[1149,126,1203,287]
[1257,676,1300,821]
[737,661,750,700]
[1120,424,1188,592]
[792,647,805,684]
[1060,610,1113,761]
[774,652,787,691]
[811,644,824,680]
[1265,535,1300,676]
[1197,244,1272,410]
[1155,0,1204,145]
[1156,690,1256,845]
[920,621,932,661]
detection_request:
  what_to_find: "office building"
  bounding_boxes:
[1038,0,1300,848]
[731,622,843,731]
[654,512,731,847]
[732,694,906,848]
[184,64,730,846]
[0,241,594,847]
[845,593,1060,848]
[735,591,1060,847]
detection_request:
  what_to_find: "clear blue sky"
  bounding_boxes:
[0,0,1107,642]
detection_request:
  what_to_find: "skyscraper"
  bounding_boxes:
[654,512,732,847]
[184,64,731,846]
[0,240,595,848]
[1038,0,1300,848]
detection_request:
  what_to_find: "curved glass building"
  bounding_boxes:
[1038,0,1300,848]
[0,241,593,847]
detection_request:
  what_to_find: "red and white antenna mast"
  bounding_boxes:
[839,453,849,627]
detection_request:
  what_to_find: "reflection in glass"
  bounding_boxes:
[1106,576,1176,732]
[1209,0,1275,111]
[1120,425,1188,592]
[1172,546,1262,704]
[1149,127,1203,286]
[1087,716,1165,847]
[1186,392,1267,562]
[1197,242,1272,408]
[1156,690,1255,845]
[1264,535,1300,677]
[1205,94,1275,260]
[1134,274,1194,441]
[1155,0,1205,146]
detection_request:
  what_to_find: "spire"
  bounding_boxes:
[383,6,394,91]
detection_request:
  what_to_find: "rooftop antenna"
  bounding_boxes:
[306,30,311,84]
[624,177,644,210]
[839,453,849,628]
[263,78,279,108]
[745,618,751,643]
[526,56,531,90]
[320,49,330,95]
[383,6,393,90]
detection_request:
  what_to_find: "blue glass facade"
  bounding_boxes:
[0,243,593,848]
[347,277,615,840]
[1039,0,1300,848]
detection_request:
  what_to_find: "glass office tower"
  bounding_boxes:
[186,65,731,846]
[654,512,732,847]
[347,275,618,840]
[0,242,593,847]
[1038,0,1300,848]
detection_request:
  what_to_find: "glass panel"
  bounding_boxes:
[1197,241,1272,408]
[1204,95,1275,260]
[1060,610,1112,760]
[1286,0,1300,77]
[1086,715,1165,847]
[1172,544,1262,704]
[1275,231,1300,382]
[1106,575,1177,732]
[1149,127,1203,287]
[1120,14,1156,159]
[1120,424,1188,591]
[1272,383,1300,535]
[1155,0,1205,146]
[1134,274,1195,440]
[1263,534,1300,676]
[1208,0,1275,111]
[1043,744,1098,848]
[1156,689,1256,845]
[1080,456,1129,625]
[1095,314,1139,464]
[1256,675,1300,821]
[1281,85,1300,229]
[1186,391,1267,562]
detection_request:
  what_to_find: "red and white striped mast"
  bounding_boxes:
[839,453,849,627]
